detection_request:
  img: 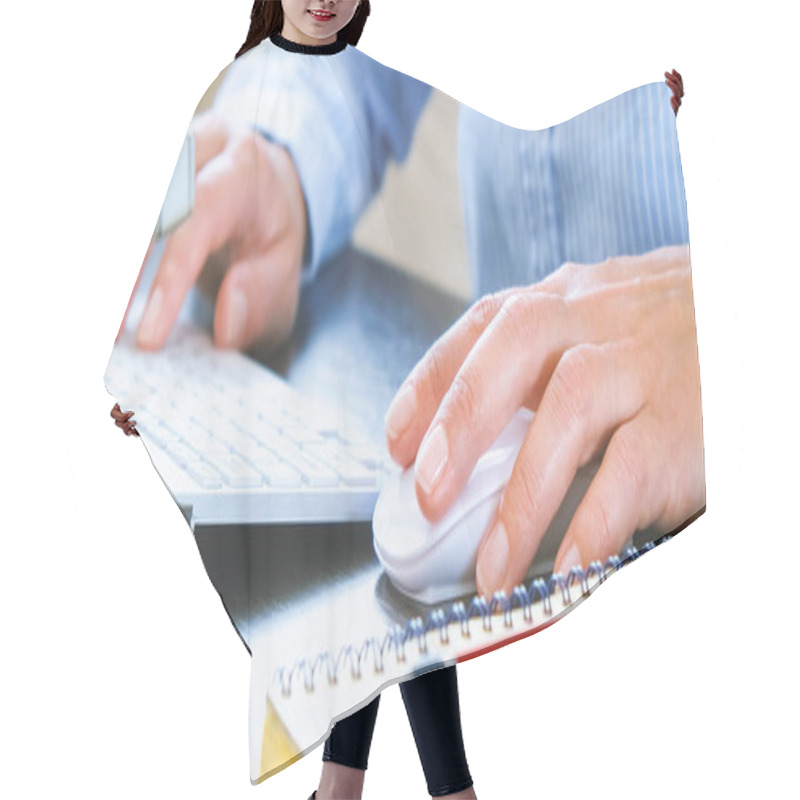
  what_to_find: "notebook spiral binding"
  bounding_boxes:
[272,536,671,698]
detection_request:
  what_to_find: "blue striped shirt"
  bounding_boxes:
[457,79,689,296]
[214,39,688,297]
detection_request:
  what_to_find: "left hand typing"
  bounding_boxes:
[383,244,705,598]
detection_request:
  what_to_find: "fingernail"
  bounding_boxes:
[557,542,582,575]
[138,286,163,346]
[477,520,508,597]
[384,383,417,440]
[225,287,247,346]
[416,424,448,495]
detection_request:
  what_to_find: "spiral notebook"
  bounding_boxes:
[260,537,672,768]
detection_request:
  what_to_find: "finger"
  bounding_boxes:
[553,415,657,575]
[669,90,680,112]
[111,405,132,422]
[384,289,514,456]
[213,247,300,351]
[392,258,673,494]
[383,268,596,457]
[191,111,231,172]
[667,79,682,105]
[136,141,257,350]
[384,275,576,455]
[117,237,155,342]
[411,292,570,522]
[666,69,683,94]
[475,341,645,598]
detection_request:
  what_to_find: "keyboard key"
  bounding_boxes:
[267,462,304,488]
[346,442,388,468]
[275,442,340,488]
[232,444,280,472]
[315,443,379,488]
[166,441,200,468]
[185,460,223,489]
[164,416,215,451]
[285,424,327,446]
[143,423,181,450]
[214,452,264,488]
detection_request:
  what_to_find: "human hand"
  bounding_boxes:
[383,244,705,599]
[111,402,139,437]
[665,69,684,116]
[132,110,309,352]
[116,236,155,342]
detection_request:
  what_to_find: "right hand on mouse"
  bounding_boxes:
[384,245,704,600]
[129,110,309,353]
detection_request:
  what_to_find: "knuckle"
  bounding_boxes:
[549,346,596,428]
[612,429,646,500]
[586,494,615,554]
[465,291,502,336]
[230,131,260,174]
[447,369,484,431]
[557,260,579,284]
[508,454,541,521]
[422,340,452,398]
[230,128,252,156]
[499,291,535,329]
[498,291,558,347]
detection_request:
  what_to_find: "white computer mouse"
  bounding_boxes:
[372,406,599,605]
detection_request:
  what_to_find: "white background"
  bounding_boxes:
[2,1,797,797]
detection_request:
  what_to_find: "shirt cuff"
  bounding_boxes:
[254,105,360,287]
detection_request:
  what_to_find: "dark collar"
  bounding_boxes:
[269,31,348,56]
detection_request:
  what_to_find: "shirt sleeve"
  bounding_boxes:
[213,45,432,286]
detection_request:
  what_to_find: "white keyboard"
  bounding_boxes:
[104,322,398,528]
